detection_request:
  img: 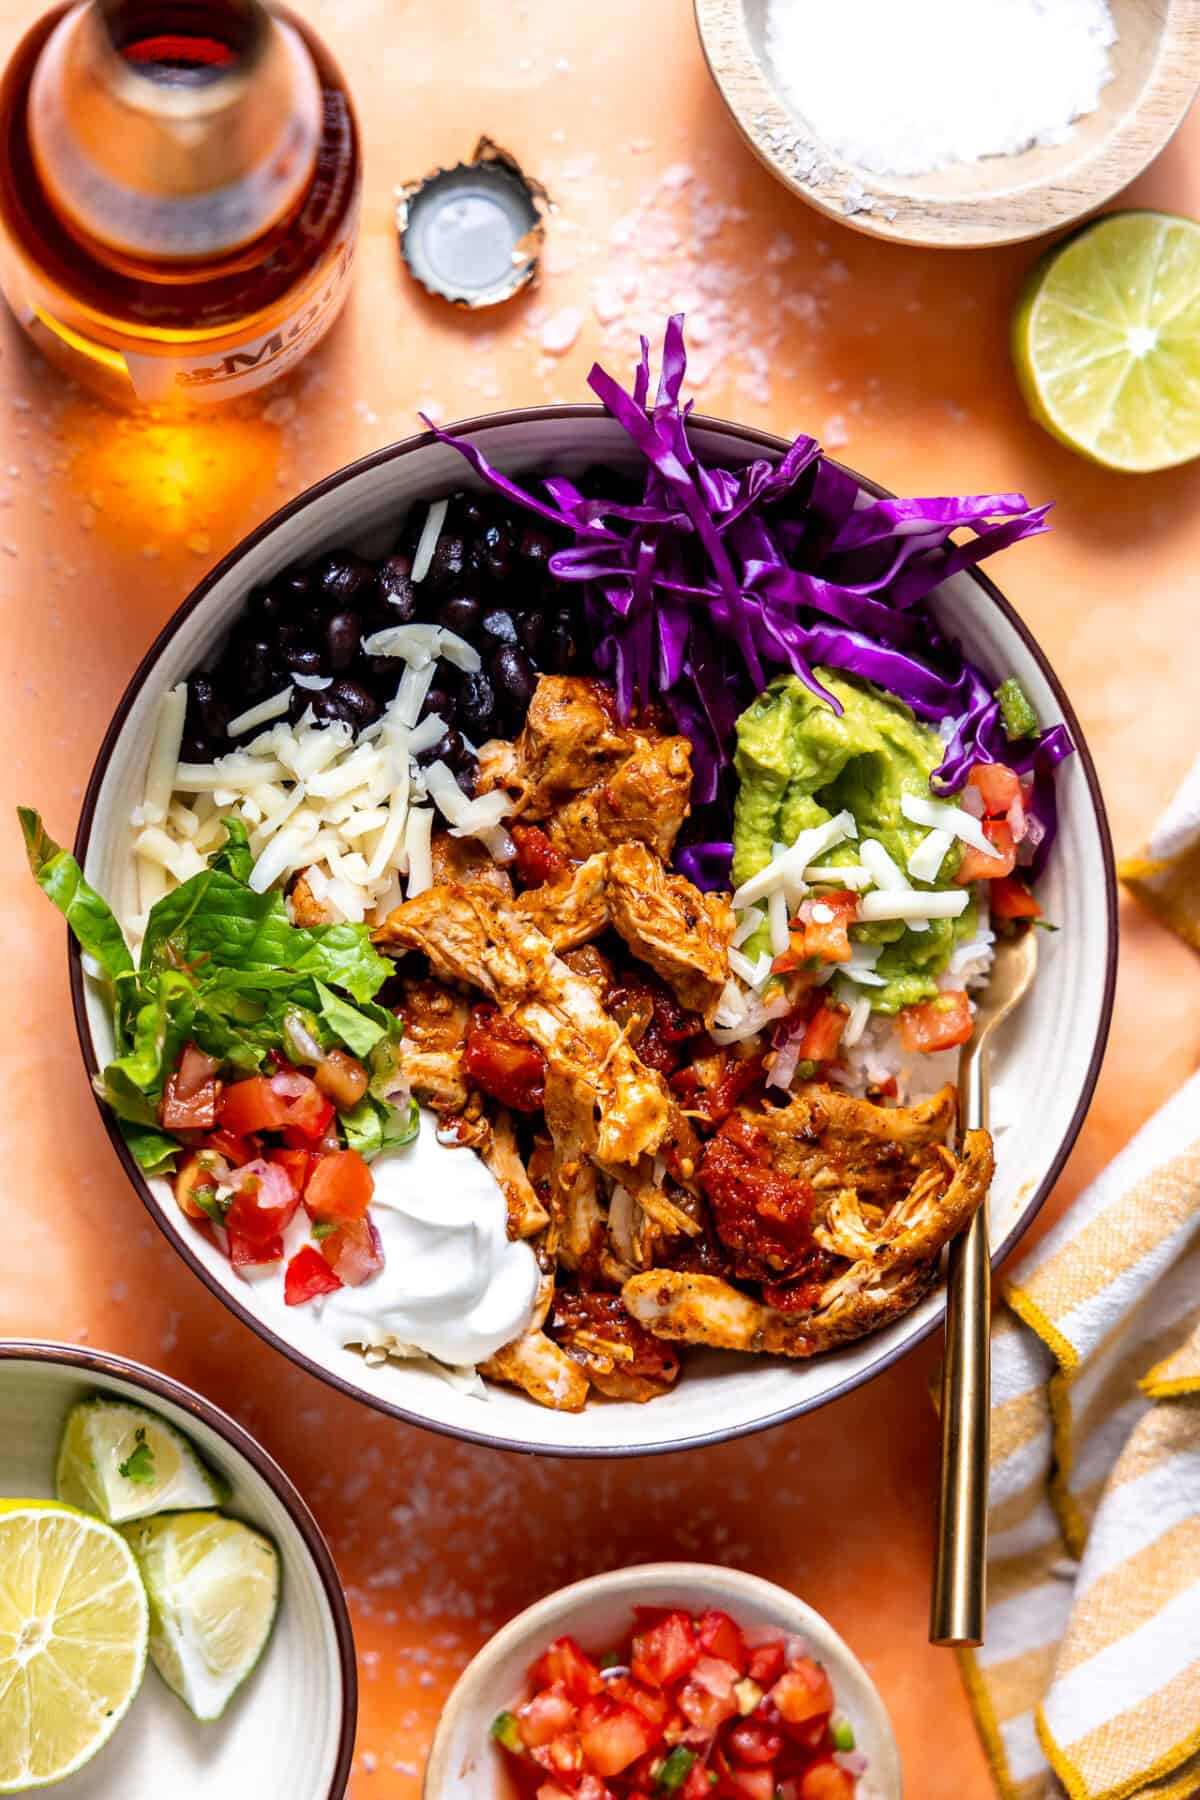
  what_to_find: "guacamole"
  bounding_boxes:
[732,670,975,1012]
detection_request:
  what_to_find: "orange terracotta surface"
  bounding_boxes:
[2,3,1199,1794]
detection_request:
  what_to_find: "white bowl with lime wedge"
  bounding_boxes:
[0,1342,355,1800]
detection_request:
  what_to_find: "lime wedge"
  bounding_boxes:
[1013,211,1200,472]
[0,1501,149,1792]
[56,1397,230,1525]
[121,1512,280,1720]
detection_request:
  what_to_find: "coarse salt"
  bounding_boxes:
[764,0,1117,178]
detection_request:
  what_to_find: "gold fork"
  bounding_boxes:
[931,927,1039,1646]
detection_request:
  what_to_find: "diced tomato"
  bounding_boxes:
[518,1686,576,1749]
[577,1701,658,1777]
[990,873,1042,921]
[531,1638,604,1705]
[304,1149,374,1224]
[535,1783,578,1800]
[283,1244,343,1305]
[727,1720,785,1767]
[463,1004,547,1112]
[220,1076,289,1137]
[173,1149,229,1222]
[225,1159,299,1247]
[605,1677,671,1731]
[677,1677,738,1733]
[267,1147,314,1198]
[680,1766,715,1800]
[692,1655,741,1700]
[718,1771,776,1800]
[312,1048,369,1110]
[798,1000,848,1064]
[228,1227,284,1267]
[630,1610,698,1690]
[511,822,569,889]
[320,1215,384,1287]
[969,761,1022,817]
[956,817,1016,882]
[897,989,973,1054]
[202,1128,255,1166]
[696,1610,748,1673]
[746,1642,787,1688]
[541,1732,584,1776]
[669,1051,763,1128]
[770,1660,835,1730]
[797,1758,856,1800]
[773,890,859,971]
[160,1041,221,1131]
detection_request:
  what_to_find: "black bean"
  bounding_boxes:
[328,679,379,728]
[481,607,518,646]
[285,645,324,680]
[364,655,404,683]
[543,608,578,673]
[458,497,489,536]
[186,673,227,740]
[419,683,456,722]
[239,636,276,698]
[310,689,351,726]
[517,524,556,569]
[417,726,468,771]
[325,611,362,671]
[425,530,467,591]
[458,669,497,735]
[456,762,478,797]
[181,731,211,762]
[492,643,537,709]
[439,595,482,638]
[250,567,308,626]
[286,687,310,724]
[272,615,304,653]
[311,548,376,610]
[481,521,514,582]
[516,610,545,659]
[376,554,416,622]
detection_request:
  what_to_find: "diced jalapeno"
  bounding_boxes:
[995,676,1038,741]
[657,1745,698,1791]
[489,1711,524,1754]
[831,1716,856,1751]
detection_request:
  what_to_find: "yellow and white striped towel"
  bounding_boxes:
[963,758,1200,1800]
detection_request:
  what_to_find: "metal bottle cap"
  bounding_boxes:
[397,137,551,308]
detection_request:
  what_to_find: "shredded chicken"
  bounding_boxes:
[622,1263,941,1359]
[550,1289,680,1404]
[478,674,693,859]
[477,1109,550,1241]
[605,842,733,1023]
[515,842,732,1023]
[430,829,514,896]
[375,883,670,1167]
[393,979,470,1113]
[481,1270,589,1412]
[289,870,333,927]
[750,1083,961,1206]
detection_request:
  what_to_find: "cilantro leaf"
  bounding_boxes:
[118,1427,156,1485]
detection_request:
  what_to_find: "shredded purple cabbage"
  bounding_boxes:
[420,318,1071,888]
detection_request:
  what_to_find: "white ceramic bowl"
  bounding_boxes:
[0,1341,356,1800]
[423,1561,902,1798]
[70,408,1116,1457]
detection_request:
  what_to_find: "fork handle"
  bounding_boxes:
[930,1045,991,1646]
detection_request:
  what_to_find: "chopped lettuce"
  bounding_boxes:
[20,809,402,1151]
[339,1091,419,1162]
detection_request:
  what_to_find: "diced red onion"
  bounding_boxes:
[960,784,985,819]
[836,1750,869,1777]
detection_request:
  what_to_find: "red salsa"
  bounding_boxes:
[490,1606,860,1799]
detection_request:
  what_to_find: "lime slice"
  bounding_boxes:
[0,1501,149,1792]
[56,1397,230,1525]
[121,1512,280,1721]
[1013,211,1200,472]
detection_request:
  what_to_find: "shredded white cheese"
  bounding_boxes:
[411,497,448,585]
[906,827,953,883]
[226,687,292,738]
[732,810,857,907]
[901,792,1003,860]
[141,684,187,826]
[858,889,969,923]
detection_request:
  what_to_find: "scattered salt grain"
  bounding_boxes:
[540,308,583,355]
[765,0,1117,178]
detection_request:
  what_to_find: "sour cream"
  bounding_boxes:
[315,1110,540,1368]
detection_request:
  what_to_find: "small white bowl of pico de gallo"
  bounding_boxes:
[423,1562,902,1800]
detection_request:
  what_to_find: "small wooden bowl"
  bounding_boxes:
[694,0,1200,247]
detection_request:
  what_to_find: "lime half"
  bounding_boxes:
[56,1397,230,1525]
[121,1512,280,1721]
[0,1501,149,1792]
[1013,211,1200,472]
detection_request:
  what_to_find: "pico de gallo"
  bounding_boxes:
[490,1607,863,1800]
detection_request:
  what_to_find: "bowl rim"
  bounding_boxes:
[0,1336,358,1798]
[422,1558,902,1798]
[67,402,1118,1458]
[692,0,1200,248]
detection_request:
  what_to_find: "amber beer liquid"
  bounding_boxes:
[0,0,361,407]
